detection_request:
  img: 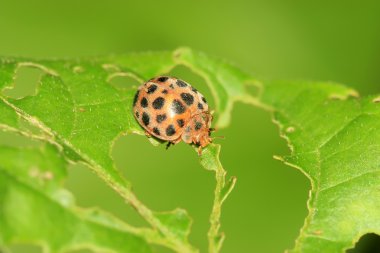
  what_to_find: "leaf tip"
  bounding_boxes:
[273,155,284,161]
[221,176,237,204]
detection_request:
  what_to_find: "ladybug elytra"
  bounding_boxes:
[133,76,214,154]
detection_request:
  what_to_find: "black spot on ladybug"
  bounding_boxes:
[195,121,202,131]
[158,76,169,82]
[176,79,188,87]
[156,114,167,123]
[191,87,198,93]
[153,127,160,136]
[197,102,204,110]
[162,89,168,94]
[180,93,194,106]
[147,84,158,94]
[135,111,140,118]
[142,112,150,126]
[201,96,207,104]
[133,90,140,106]
[152,97,165,110]
[140,97,148,108]
[166,124,176,136]
[169,83,175,89]
[171,99,186,114]
[177,119,185,128]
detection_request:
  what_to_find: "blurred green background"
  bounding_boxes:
[0,1,379,252]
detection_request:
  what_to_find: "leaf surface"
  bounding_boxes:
[1,49,378,253]
[176,51,380,252]
[258,81,380,252]
[0,54,196,252]
[0,144,152,253]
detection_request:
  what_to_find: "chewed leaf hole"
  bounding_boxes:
[347,233,380,253]
[108,72,142,90]
[65,163,149,228]
[2,65,43,99]
[0,129,41,148]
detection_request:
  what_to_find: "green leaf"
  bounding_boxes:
[173,48,255,128]
[3,48,375,253]
[200,144,236,253]
[0,60,20,130]
[257,81,380,252]
[0,144,152,253]
[154,209,192,242]
[0,53,197,253]
[176,49,380,251]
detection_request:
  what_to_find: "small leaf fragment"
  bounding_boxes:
[199,144,223,172]
[154,209,192,242]
[199,144,236,253]
[220,176,237,204]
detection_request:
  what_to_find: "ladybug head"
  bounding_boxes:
[181,112,213,149]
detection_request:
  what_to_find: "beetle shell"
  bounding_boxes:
[133,76,213,151]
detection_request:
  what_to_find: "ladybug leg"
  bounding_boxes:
[197,146,203,156]
[166,141,173,150]
[166,137,182,150]
[145,131,152,138]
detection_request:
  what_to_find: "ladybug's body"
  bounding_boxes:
[133,76,213,153]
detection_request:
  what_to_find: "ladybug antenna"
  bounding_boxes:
[209,135,225,143]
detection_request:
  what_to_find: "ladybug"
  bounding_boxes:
[133,76,214,154]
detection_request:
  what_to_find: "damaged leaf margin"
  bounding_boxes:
[0,49,238,253]
[1,48,379,253]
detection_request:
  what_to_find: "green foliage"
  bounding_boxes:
[0,144,151,253]
[0,48,379,252]
[258,81,380,252]
[0,50,234,253]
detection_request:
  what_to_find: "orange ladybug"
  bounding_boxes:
[133,76,213,154]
